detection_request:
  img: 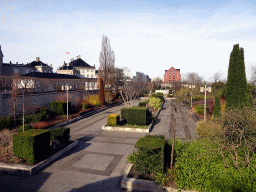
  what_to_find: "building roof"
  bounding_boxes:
[26,61,52,68]
[0,45,4,58]
[57,65,75,70]
[69,58,94,68]
[22,72,81,79]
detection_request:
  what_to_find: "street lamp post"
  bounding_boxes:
[200,82,211,122]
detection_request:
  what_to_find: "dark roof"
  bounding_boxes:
[0,45,3,58]
[58,65,75,70]
[3,63,33,68]
[69,58,94,68]
[27,61,52,68]
[22,72,81,79]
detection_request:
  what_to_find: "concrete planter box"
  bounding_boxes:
[0,140,79,176]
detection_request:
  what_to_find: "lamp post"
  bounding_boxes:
[200,82,211,122]
[189,84,195,108]
[64,85,70,120]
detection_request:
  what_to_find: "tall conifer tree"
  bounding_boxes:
[225,44,248,109]
[99,77,105,106]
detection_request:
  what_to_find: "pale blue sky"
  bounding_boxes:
[1,0,256,82]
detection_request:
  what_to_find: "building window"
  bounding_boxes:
[14,68,19,74]
[91,75,93,78]
[82,70,85,73]
[87,74,89,78]
[87,70,89,72]
[91,70,93,72]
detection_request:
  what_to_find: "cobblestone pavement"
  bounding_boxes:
[0,98,197,192]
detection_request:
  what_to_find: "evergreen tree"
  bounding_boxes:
[99,77,105,106]
[225,44,248,109]
[213,96,221,119]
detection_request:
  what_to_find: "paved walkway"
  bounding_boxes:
[0,99,197,192]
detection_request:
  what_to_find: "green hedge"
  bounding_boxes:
[127,135,165,176]
[0,116,11,130]
[138,100,149,107]
[151,93,164,101]
[50,127,70,143]
[126,106,149,125]
[107,114,120,126]
[13,129,50,164]
[81,102,91,110]
[18,124,33,132]
[121,108,129,120]
[49,101,71,115]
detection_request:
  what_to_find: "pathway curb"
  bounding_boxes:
[0,140,79,176]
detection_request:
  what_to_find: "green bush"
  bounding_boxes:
[50,127,70,143]
[81,102,91,110]
[148,97,162,109]
[24,114,39,124]
[126,106,149,125]
[151,93,164,101]
[172,139,256,192]
[18,124,33,132]
[121,108,129,120]
[107,114,120,126]
[127,135,165,176]
[0,116,11,130]
[194,104,209,114]
[193,95,204,101]
[13,129,50,164]
[138,100,149,107]
[49,101,71,115]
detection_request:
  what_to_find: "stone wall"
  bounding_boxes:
[0,90,98,117]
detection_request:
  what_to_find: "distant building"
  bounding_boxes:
[0,45,53,76]
[132,72,151,83]
[56,56,96,79]
[164,67,181,83]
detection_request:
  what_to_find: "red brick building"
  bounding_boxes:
[164,67,181,83]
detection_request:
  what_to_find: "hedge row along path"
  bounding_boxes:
[0,98,198,192]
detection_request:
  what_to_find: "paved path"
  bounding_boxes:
[0,99,197,192]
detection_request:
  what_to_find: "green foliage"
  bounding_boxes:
[151,93,164,101]
[194,104,209,114]
[148,97,162,109]
[81,102,91,110]
[13,129,50,164]
[18,124,33,132]
[126,106,149,125]
[0,116,11,131]
[50,127,70,143]
[192,95,204,101]
[121,108,129,120]
[99,77,105,105]
[127,135,165,176]
[172,139,256,192]
[107,114,120,126]
[226,44,249,109]
[88,94,100,106]
[213,96,221,118]
[138,100,149,107]
[212,81,226,98]
[49,101,71,115]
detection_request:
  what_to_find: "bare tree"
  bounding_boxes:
[98,35,115,88]
[250,65,256,84]
[211,71,223,83]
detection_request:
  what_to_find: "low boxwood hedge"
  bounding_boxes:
[50,127,70,144]
[107,114,120,126]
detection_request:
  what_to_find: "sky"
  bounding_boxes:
[1,0,256,82]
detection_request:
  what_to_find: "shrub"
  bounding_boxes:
[138,100,149,107]
[193,95,204,101]
[148,97,162,109]
[13,129,50,164]
[88,94,100,106]
[127,135,165,177]
[81,102,91,110]
[49,101,71,115]
[18,124,33,132]
[151,93,164,101]
[31,121,48,129]
[213,96,221,119]
[107,114,120,126]
[194,104,209,114]
[173,139,256,192]
[121,108,129,120]
[50,127,70,143]
[126,106,149,125]
[0,116,11,131]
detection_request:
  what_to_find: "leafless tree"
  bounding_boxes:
[250,65,256,84]
[211,71,223,83]
[98,35,115,88]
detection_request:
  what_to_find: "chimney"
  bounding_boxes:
[70,58,74,62]
[78,55,81,59]
[36,57,40,62]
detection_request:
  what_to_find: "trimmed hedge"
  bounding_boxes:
[50,127,70,144]
[138,100,149,107]
[107,114,120,126]
[18,124,33,132]
[0,116,11,130]
[126,106,149,125]
[127,135,165,176]
[13,129,50,164]
[49,101,71,115]
[121,108,129,120]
